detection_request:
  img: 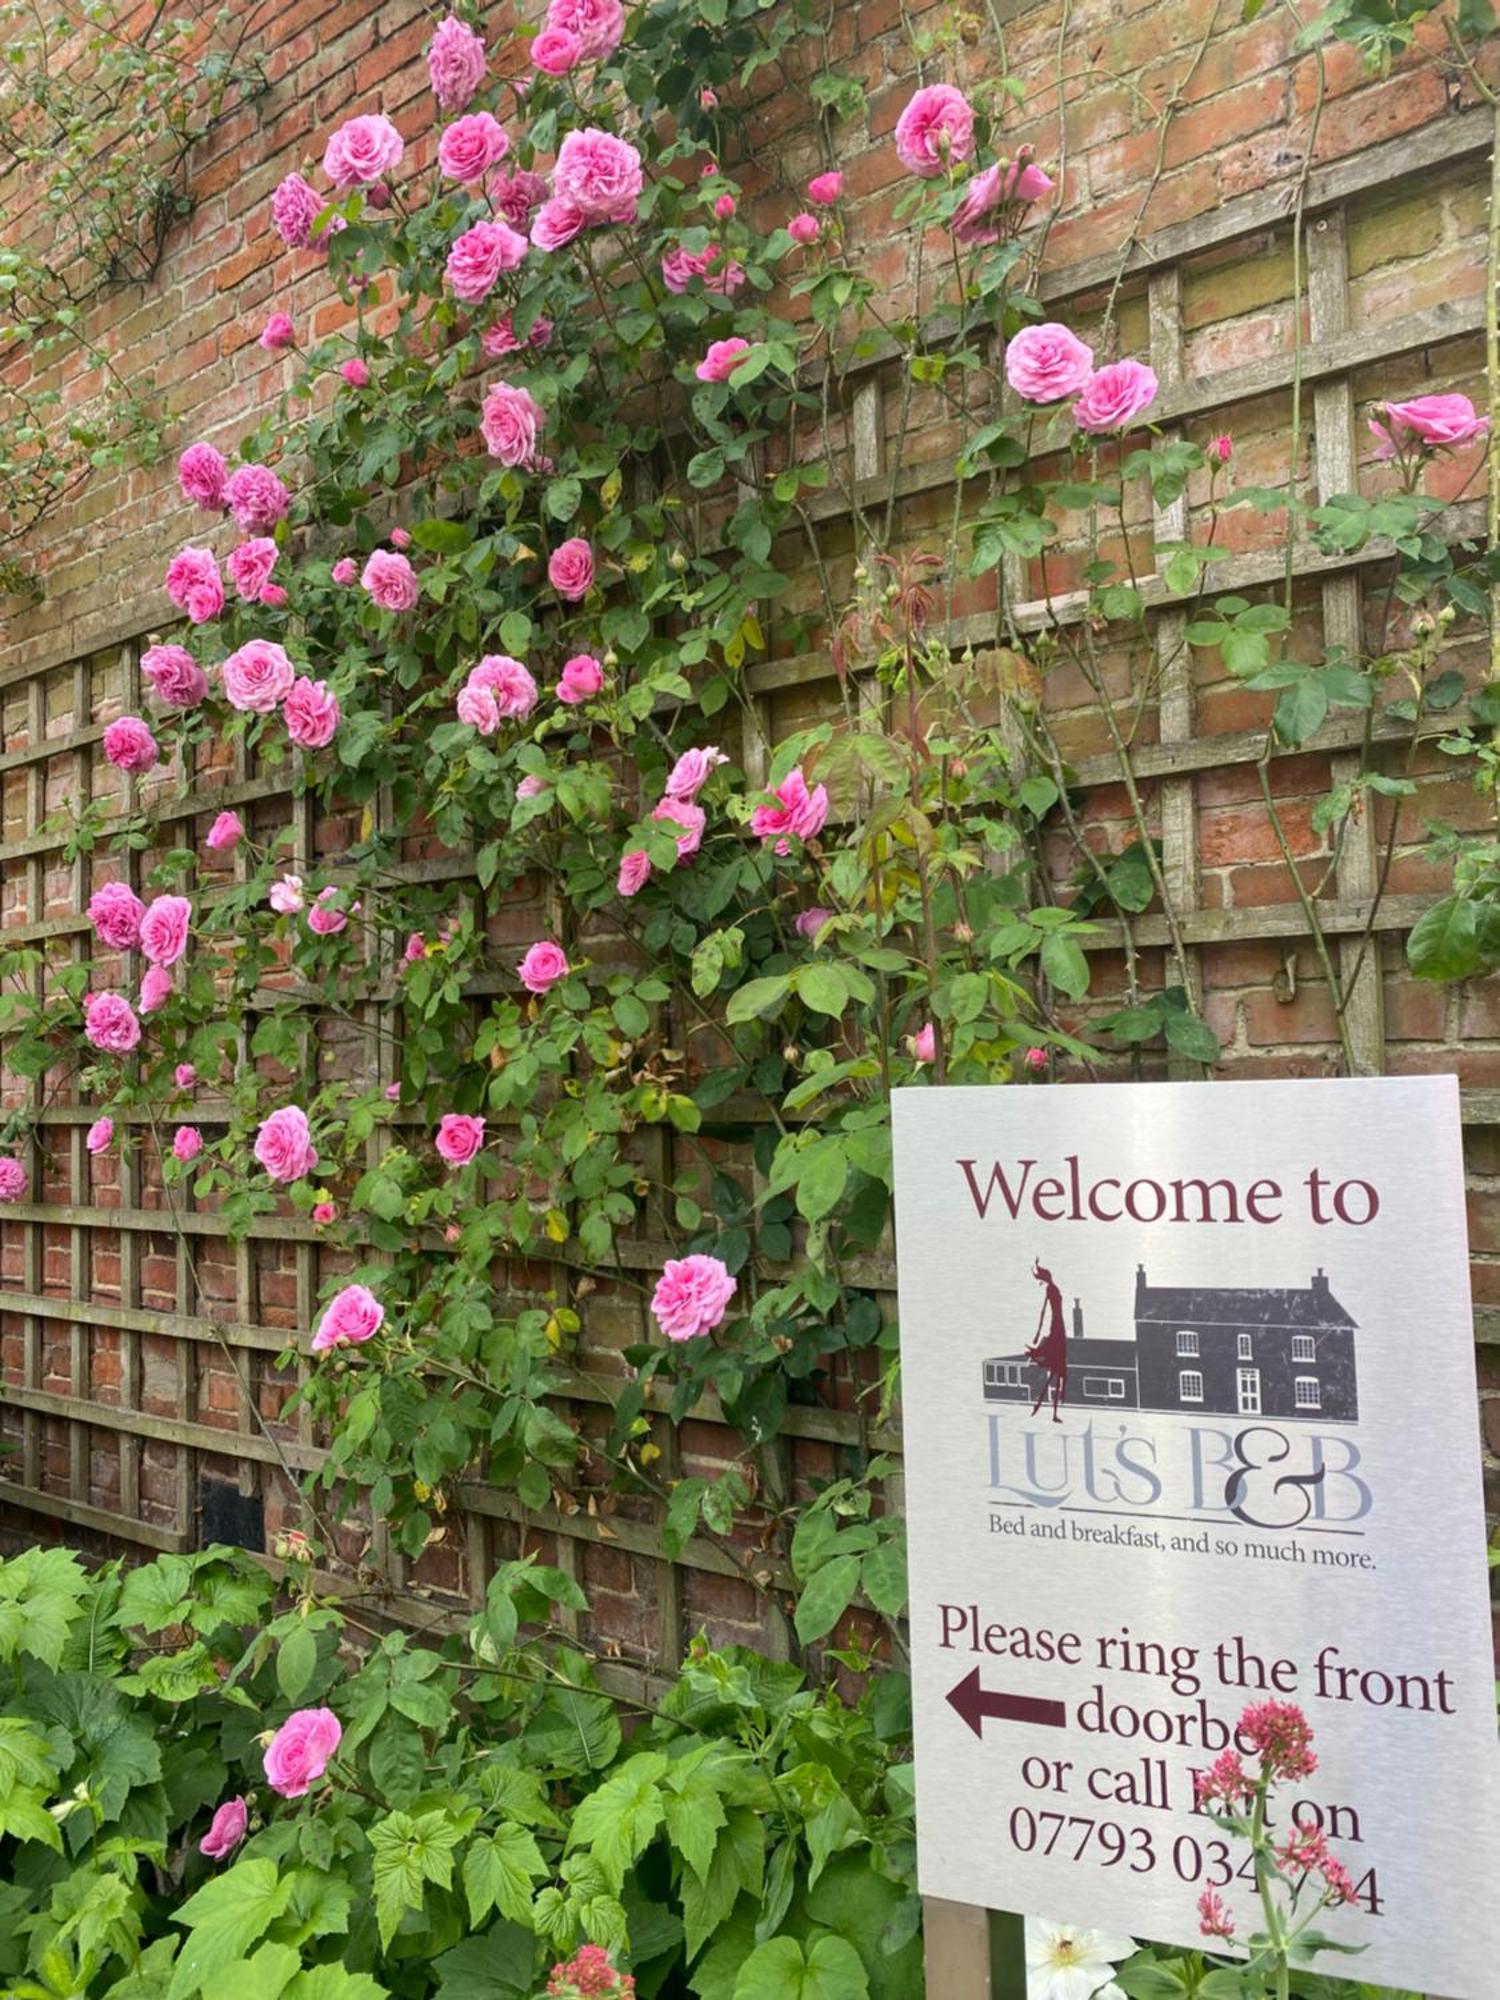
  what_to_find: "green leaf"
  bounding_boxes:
[735,1934,869,2000]
[1163,1010,1220,1064]
[168,1861,293,2000]
[368,1809,464,1950]
[1017,775,1058,818]
[1038,930,1090,1000]
[945,972,989,1024]
[1113,1966,1191,1999]
[0,1546,90,1664]
[796,964,850,1017]
[566,1752,668,1894]
[1406,895,1480,981]
[860,1540,907,1619]
[276,1623,317,1705]
[664,1760,730,1885]
[463,1825,547,1927]
[1274,675,1328,745]
[545,476,582,522]
[794,1553,861,1645]
[286,1970,392,2000]
[796,1142,849,1225]
[725,975,791,1024]
[409,518,473,554]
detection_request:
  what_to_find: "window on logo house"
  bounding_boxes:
[1179,1370,1204,1404]
[985,1361,1026,1388]
[1175,1330,1199,1358]
[1082,1376,1127,1400]
[1292,1334,1316,1363]
[1237,1332,1254,1361]
[1295,1377,1321,1411]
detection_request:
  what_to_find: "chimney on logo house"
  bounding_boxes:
[1072,1298,1084,1339]
[1311,1267,1329,1300]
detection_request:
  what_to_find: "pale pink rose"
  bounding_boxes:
[312,1201,337,1224]
[518,940,569,993]
[222,464,290,535]
[139,895,191,968]
[700,86,718,108]
[384,1082,401,1101]
[652,795,705,858]
[205,810,243,853]
[1369,393,1488,458]
[530,197,585,250]
[0,1157,28,1203]
[227,538,279,603]
[750,766,828,853]
[88,882,144,950]
[1024,1045,1048,1070]
[696,338,751,383]
[480,382,544,465]
[403,931,428,963]
[457,683,501,732]
[283,677,340,749]
[260,584,289,609]
[306,887,354,935]
[141,644,208,708]
[651,1253,736,1341]
[269,874,304,915]
[83,992,141,1054]
[795,906,833,939]
[439,111,508,182]
[361,549,419,610]
[911,1022,936,1063]
[895,83,975,176]
[807,170,843,205]
[1005,323,1094,403]
[617,849,651,896]
[787,211,819,245]
[260,312,295,351]
[173,1125,203,1163]
[664,745,726,798]
[481,312,554,357]
[312,1284,383,1353]
[428,13,486,108]
[254,1105,317,1182]
[713,193,736,220]
[86,1117,114,1155]
[548,538,593,601]
[557,653,603,704]
[468,654,537,718]
[533,26,581,73]
[340,358,370,387]
[103,717,158,774]
[324,114,403,188]
[545,0,624,60]
[222,639,295,713]
[660,243,743,294]
[1074,357,1159,434]
[175,1064,197,1087]
[139,965,173,1014]
[436,1112,485,1164]
[492,166,549,229]
[553,128,643,220]
[331,557,357,585]
[263,1707,342,1794]
[1208,434,1233,465]
[952,155,1055,246]
[271,173,324,247]
[165,546,224,623]
[199,1798,247,1860]
[516,774,548,801]
[446,218,528,301]
[177,442,227,508]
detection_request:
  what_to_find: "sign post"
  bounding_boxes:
[893,1076,1500,1996]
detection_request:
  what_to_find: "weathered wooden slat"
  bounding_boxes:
[0,1477,190,1552]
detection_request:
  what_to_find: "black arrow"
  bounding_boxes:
[946,1667,1067,1740]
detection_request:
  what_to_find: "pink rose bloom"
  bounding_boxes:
[271,173,324,248]
[0,1157,28,1203]
[176,1064,197,1087]
[103,717,158,774]
[651,1253,736,1342]
[545,0,624,60]
[1005,323,1094,403]
[283,677,340,749]
[403,931,426,963]
[139,965,173,1014]
[269,874,304,914]
[617,849,651,896]
[713,193,736,220]
[89,882,145,950]
[324,114,403,188]
[331,556,357,585]
[482,312,554,358]
[222,639,295,713]
[139,894,191,967]
[481,382,544,465]
[553,128,643,221]
[226,538,279,603]
[263,1707,342,1795]
[446,218,528,300]
[548,538,593,601]
[469,654,537,719]
[384,1082,401,1102]
[652,795,705,858]
[306,887,353,935]
[205,810,243,853]
[173,1125,203,1163]
[787,211,819,245]
[533,26,581,73]
[428,13,486,108]
[361,549,419,610]
[807,170,843,205]
[952,156,1055,246]
[436,1112,485,1164]
[660,243,743,294]
[222,464,290,535]
[141,644,208,708]
[1370,392,1488,457]
[312,1284,384,1353]
[312,1200,337,1224]
[254,1105,317,1182]
[261,583,288,609]
[795,906,833,939]
[260,312,295,351]
[84,992,141,1054]
[1024,1045,1048,1070]
[439,111,508,182]
[701,86,718,108]
[340,357,370,388]
[1074,357,1159,434]
[664,745,726,798]
[530,197,586,251]
[895,83,975,176]
[911,1022,936,1063]
[750,766,829,853]
[518,940,569,994]
[165,546,224,623]
[556,653,604,704]
[177,442,227,508]
[199,1798,247,1860]
[86,1117,114,1155]
[492,165,549,229]
[696,338,751,383]
[457,683,500,732]
[516,774,548,801]
[1208,434,1233,465]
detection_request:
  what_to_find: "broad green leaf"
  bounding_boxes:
[793,1553,861,1644]
[795,1142,849,1225]
[1406,896,1480,981]
[368,1809,464,1950]
[725,975,791,1024]
[566,1752,667,1893]
[796,964,850,1017]
[462,1825,547,1927]
[276,1623,317,1705]
[1038,931,1089,1001]
[168,1860,292,2000]
[859,1540,907,1619]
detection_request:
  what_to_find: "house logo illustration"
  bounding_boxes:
[983,1263,1359,1424]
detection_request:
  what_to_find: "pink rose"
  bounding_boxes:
[165,546,224,623]
[222,464,290,535]
[807,170,843,205]
[139,894,192,967]
[548,538,593,601]
[271,174,324,247]
[544,0,624,60]
[1208,434,1233,465]
[553,128,643,221]
[1005,323,1094,403]
[651,1253,736,1341]
[436,1112,485,1164]
[0,1157,28,1203]
[467,654,537,721]
[713,193,736,220]
[701,86,719,108]
[695,338,751,383]
[428,13,487,109]
[1024,1045,1048,1071]
[260,584,288,609]
[269,874,304,914]
[480,382,544,465]
[750,766,828,853]
[952,156,1055,246]
[88,882,145,951]
[340,357,370,387]
[617,849,651,897]
[403,932,426,963]
[557,653,603,704]
[263,1707,342,1795]
[787,211,819,245]
[306,887,354,935]
[492,166,549,230]
[283,677,340,749]
[254,1105,317,1182]
[518,940,569,994]
[141,644,208,708]
[86,1117,114,1155]
[384,1082,401,1102]
[894,83,975,177]
[795,906,833,939]
[139,965,173,1014]
[911,1022,936,1063]
[312,1284,384,1352]
[199,1798,247,1860]
[205,810,243,853]
[227,538,279,603]
[361,549,419,611]
[660,243,743,294]
[177,442,227,508]
[457,683,500,732]
[222,639,295,713]
[323,114,403,188]
[331,557,357,585]
[1370,393,1488,457]
[652,795,705,858]
[84,992,141,1054]
[446,219,528,301]
[260,312,295,351]
[530,197,586,251]
[664,745,726,798]
[312,1201,337,1224]
[173,1125,203,1163]
[1074,357,1159,434]
[439,112,509,183]
[533,26,581,74]
[103,717,158,774]
[482,312,554,357]
[176,1064,197,1087]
